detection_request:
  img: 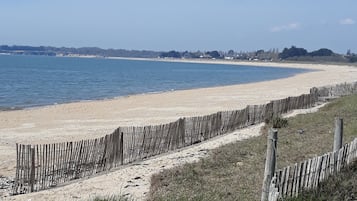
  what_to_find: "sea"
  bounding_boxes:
[0,54,309,110]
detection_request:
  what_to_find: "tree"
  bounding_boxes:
[160,51,182,58]
[349,55,357,63]
[227,49,235,56]
[309,48,334,57]
[206,51,221,59]
[256,49,264,55]
[347,49,351,56]
[279,46,308,59]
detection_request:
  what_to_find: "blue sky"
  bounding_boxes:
[1,0,356,53]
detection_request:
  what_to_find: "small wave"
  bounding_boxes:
[0,106,23,111]
[146,89,173,95]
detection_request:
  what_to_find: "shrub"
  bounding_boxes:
[271,116,288,128]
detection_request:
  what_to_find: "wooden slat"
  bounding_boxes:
[81,140,88,175]
[26,145,30,192]
[308,157,316,189]
[320,155,327,182]
[14,143,19,193]
[283,166,290,197]
[88,139,96,175]
[61,143,66,182]
[299,160,307,193]
[71,141,78,178]
[295,162,302,197]
[50,143,55,186]
[37,145,42,191]
[313,156,322,188]
[291,163,298,197]
[18,144,23,193]
[35,145,39,191]
[87,139,95,174]
[55,143,60,185]
[304,159,312,189]
[148,126,155,157]
[29,147,35,192]
[337,148,343,172]
[329,151,335,175]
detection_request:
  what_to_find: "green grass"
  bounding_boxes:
[148,95,357,201]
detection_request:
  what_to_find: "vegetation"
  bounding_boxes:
[271,116,289,129]
[279,46,308,59]
[309,48,334,57]
[346,50,357,63]
[205,51,222,59]
[148,95,357,201]
[278,46,347,62]
[1,44,356,63]
[280,47,335,58]
[160,50,222,59]
[0,45,162,58]
[159,50,182,58]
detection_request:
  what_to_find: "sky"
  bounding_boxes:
[1,0,356,53]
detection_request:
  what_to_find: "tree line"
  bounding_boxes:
[279,46,357,63]
[1,45,356,63]
[0,45,161,58]
[159,47,357,63]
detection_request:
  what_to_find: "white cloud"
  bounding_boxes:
[339,18,355,25]
[270,23,300,32]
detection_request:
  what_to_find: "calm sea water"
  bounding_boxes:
[0,55,309,110]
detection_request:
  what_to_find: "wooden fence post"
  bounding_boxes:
[333,118,343,153]
[261,128,278,201]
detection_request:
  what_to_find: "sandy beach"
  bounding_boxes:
[0,60,357,200]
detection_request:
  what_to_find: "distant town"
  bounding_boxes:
[0,45,356,63]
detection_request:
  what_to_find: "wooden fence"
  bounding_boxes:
[12,81,357,195]
[268,138,357,201]
[312,82,357,97]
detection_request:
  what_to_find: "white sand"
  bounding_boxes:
[0,60,356,200]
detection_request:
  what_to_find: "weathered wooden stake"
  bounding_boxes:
[261,128,278,201]
[333,118,343,153]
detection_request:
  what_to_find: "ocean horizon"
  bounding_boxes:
[0,54,309,110]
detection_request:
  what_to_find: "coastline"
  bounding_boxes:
[0,60,356,176]
[105,56,356,69]
[0,59,356,200]
[0,55,311,112]
[1,70,310,112]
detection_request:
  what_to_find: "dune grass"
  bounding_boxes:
[148,95,357,201]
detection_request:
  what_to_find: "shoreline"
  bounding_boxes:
[0,55,314,112]
[0,60,356,179]
[101,56,357,69]
[0,68,311,113]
